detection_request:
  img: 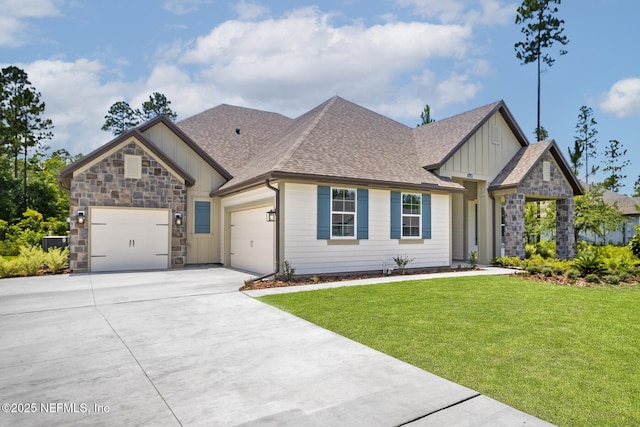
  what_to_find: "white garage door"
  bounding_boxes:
[90,208,170,272]
[230,207,274,274]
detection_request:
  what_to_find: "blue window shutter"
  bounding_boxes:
[422,194,432,239]
[317,186,330,239]
[357,189,368,240]
[194,201,211,234]
[390,191,401,239]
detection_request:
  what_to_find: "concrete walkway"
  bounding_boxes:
[0,267,553,426]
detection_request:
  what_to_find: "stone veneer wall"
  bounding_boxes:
[503,151,576,259]
[69,141,187,272]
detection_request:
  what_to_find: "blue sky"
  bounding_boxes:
[2,0,639,194]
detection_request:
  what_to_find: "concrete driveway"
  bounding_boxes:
[0,267,554,426]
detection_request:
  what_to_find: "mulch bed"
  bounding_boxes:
[239,267,479,291]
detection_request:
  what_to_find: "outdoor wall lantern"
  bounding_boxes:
[174,213,183,226]
[266,209,276,222]
[77,211,85,224]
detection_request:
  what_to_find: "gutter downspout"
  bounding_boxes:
[489,190,497,261]
[248,179,280,282]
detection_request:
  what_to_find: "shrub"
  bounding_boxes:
[468,250,478,268]
[43,247,69,273]
[393,254,414,275]
[573,253,608,277]
[280,260,296,281]
[525,244,536,259]
[630,227,640,257]
[17,245,45,276]
[526,265,542,275]
[541,267,554,277]
[566,270,579,281]
[552,266,565,276]
[604,274,621,285]
[491,256,523,268]
[0,257,22,278]
[585,274,600,283]
[536,240,556,258]
[619,272,632,283]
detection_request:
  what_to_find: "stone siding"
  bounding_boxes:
[502,152,576,259]
[69,141,187,272]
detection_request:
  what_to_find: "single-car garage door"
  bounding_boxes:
[90,208,170,272]
[230,207,274,274]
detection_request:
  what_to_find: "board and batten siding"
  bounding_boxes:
[439,112,522,181]
[143,122,227,196]
[283,182,451,275]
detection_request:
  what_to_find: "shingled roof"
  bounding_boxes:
[489,139,583,194]
[414,100,529,170]
[178,96,465,195]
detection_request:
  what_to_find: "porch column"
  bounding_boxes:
[504,193,525,258]
[556,197,575,259]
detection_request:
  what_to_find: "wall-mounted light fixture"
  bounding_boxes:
[77,211,85,224]
[174,213,183,226]
[266,209,276,222]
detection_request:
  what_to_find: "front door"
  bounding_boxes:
[186,198,215,264]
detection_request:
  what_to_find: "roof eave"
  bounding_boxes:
[211,171,466,197]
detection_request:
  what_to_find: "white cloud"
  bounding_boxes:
[178,7,475,116]
[600,77,640,118]
[0,0,60,47]
[395,0,516,25]
[233,0,269,21]
[162,0,211,15]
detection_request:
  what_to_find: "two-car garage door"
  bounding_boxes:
[90,208,170,272]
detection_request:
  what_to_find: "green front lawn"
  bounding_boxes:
[259,276,640,426]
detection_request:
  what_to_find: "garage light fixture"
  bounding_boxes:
[77,211,85,224]
[266,209,276,222]
[174,213,183,226]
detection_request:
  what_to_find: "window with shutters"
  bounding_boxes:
[331,188,356,238]
[402,193,421,238]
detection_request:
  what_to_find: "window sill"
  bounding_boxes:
[398,239,424,244]
[327,240,360,245]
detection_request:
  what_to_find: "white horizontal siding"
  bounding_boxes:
[283,182,451,275]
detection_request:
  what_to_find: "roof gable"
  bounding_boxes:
[489,139,583,195]
[59,127,196,188]
[414,100,529,170]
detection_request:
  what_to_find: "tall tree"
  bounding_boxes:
[533,125,548,141]
[417,104,435,127]
[633,175,640,198]
[514,0,568,142]
[574,185,623,244]
[572,105,598,183]
[602,139,630,193]
[0,66,54,212]
[102,92,177,135]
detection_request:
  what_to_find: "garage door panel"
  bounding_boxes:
[90,208,169,272]
[230,207,274,275]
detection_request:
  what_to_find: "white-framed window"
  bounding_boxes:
[331,187,356,238]
[543,161,551,181]
[124,154,142,179]
[402,193,421,238]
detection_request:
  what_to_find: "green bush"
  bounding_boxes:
[541,267,554,277]
[552,266,565,276]
[585,274,600,283]
[16,245,45,276]
[604,274,620,285]
[491,256,523,268]
[43,247,69,273]
[526,265,542,275]
[536,240,556,258]
[630,227,640,258]
[619,272,632,283]
[280,260,296,281]
[566,270,579,280]
[573,253,608,277]
[0,257,22,278]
